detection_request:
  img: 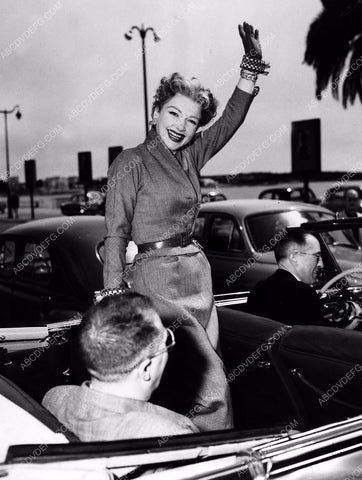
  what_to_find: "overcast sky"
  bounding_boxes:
[1,0,360,182]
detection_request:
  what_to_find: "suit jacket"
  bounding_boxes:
[42,382,199,442]
[246,269,325,326]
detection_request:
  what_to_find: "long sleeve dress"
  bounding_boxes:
[104,86,256,431]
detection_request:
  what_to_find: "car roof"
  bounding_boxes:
[2,216,105,239]
[199,199,332,217]
[2,217,106,298]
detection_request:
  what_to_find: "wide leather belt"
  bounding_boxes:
[137,234,193,253]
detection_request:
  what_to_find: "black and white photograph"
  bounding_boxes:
[1,1,362,478]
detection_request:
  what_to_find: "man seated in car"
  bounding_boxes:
[246,231,325,326]
[338,188,362,245]
[42,292,199,441]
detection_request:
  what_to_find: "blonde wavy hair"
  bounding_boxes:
[151,72,218,127]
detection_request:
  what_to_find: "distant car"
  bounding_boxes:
[258,186,319,204]
[60,191,105,216]
[201,190,227,203]
[199,177,227,203]
[320,184,362,213]
[193,199,334,293]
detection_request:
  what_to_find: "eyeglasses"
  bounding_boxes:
[298,252,322,261]
[149,328,176,359]
[117,328,176,375]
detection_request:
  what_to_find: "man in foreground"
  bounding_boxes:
[42,292,199,441]
[246,231,325,326]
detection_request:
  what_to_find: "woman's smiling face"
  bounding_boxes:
[153,93,202,152]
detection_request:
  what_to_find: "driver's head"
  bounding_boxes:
[275,231,323,284]
[344,188,360,216]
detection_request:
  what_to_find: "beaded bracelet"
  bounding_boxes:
[240,54,270,76]
[93,287,127,304]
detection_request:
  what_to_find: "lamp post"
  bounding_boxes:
[125,24,160,137]
[0,105,22,219]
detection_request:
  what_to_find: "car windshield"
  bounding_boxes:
[245,210,333,251]
[321,229,362,287]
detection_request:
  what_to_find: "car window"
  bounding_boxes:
[208,216,244,252]
[259,191,273,199]
[290,191,302,200]
[329,191,344,200]
[192,216,206,242]
[246,210,333,251]
[0,240,16,276]
[16,242,53,283]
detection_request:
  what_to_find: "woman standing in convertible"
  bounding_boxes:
[103,22,269,431]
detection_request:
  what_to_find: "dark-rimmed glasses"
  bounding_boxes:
[298,252,322,261]
[117,328,176,375]
[149,328,176,359]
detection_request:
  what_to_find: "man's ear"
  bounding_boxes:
[139,358,152,382]
[288,250,299,266]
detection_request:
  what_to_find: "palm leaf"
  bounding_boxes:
[304,0,362,106]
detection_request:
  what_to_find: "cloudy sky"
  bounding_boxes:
[1,0,360,182]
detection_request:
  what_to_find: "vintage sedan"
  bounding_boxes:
[193,199,334,293]
[258,185,319,204]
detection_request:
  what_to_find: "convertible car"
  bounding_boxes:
[2,207,362,478]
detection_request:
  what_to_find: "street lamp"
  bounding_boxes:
[0,105,22,219]
[125,24,160,136]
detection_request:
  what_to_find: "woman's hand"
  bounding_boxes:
[238,22,262,59]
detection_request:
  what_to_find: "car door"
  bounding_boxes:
[0,238,16,325]
[197,213,252,294]
[11,240,56,327]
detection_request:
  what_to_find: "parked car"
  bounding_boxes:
[320,184,362,213]
[193,199,334,293]
[200,177,227,203]
[0,216,136,329]
[60,191,105,216]
[258,186,319,204]
[201,190,227,202]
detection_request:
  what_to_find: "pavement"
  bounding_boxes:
[0,208,62,233]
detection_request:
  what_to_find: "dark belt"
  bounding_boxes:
[137,234,193,253]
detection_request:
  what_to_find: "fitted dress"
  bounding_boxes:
[104,86,256,431]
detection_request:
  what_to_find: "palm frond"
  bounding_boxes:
[342,34,362,106]
[304,0,362,106]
